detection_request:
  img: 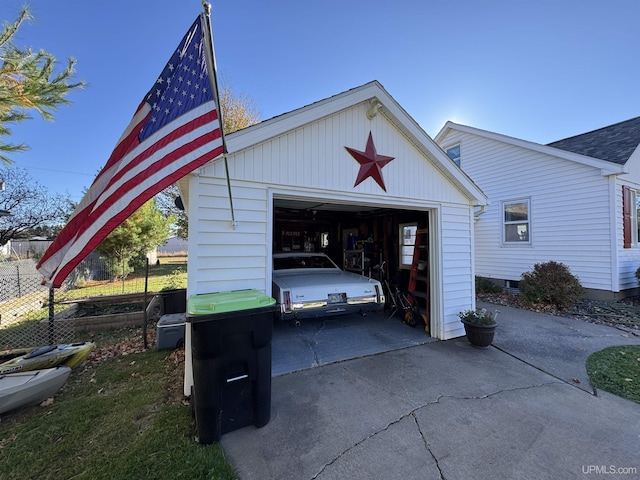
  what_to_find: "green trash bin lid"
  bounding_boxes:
[187,289,276,315]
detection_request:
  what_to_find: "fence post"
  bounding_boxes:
[48,288,55,345]
[143,258,149,349]
[16,263,21,298]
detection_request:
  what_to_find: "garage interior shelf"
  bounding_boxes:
[344,249,379,278]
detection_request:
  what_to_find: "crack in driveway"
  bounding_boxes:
[309,382,558,479]
[304,319,327,367]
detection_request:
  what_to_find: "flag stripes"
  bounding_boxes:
[37,15,225,287]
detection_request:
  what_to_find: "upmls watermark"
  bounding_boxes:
[582,465,637,475]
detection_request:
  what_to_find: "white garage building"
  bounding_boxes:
[178,81,487,391]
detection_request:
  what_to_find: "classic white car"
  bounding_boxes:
[272,252,385,322]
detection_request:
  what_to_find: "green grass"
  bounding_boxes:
[0,341,237,480]
[586,345,640,404]
[2,261,186,330]
[61,263,187,301]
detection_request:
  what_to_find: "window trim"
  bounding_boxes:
[632,189,640,247]
[399,223,418,269]
[501,198,531,245]
[445,144,461,167]
[621,185,640,248]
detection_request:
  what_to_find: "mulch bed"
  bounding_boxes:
[478,292,640,333]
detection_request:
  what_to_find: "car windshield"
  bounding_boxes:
[274,255,337,271]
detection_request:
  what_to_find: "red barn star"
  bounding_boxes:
[345,132,394,192]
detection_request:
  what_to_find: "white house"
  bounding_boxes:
[180,80,487,336]
[158,235,188,255]
[435,116,640,300]
[178,81,488,393]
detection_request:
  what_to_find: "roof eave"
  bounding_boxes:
[436,122,626,176]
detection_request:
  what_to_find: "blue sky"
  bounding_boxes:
[3,0,639,202]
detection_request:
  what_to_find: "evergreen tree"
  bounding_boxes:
[0,6,84,164]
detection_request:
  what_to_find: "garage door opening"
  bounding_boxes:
[270,198,435,374]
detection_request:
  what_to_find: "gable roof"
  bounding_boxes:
[435,121,625,176]
[182,80,487,206]
[547,116,640,165]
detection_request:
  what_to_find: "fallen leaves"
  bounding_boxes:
[84,328,158,368]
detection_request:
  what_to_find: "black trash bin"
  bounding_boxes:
[186,289,277,444]
[160,288,187,314]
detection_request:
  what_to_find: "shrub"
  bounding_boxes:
[475,276,503,294]
[635,265,640,285]
[519,261,583,310]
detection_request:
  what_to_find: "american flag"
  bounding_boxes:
[37,14,224,288]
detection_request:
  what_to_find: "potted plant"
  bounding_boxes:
[457,308,498,348]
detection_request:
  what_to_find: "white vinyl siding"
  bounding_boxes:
[223,103,469,205]
[188,176,270,296]
[439,129,615,292]
[187,89,484,342]
[440,204,475,339]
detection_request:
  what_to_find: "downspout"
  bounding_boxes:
[473,204,487,219]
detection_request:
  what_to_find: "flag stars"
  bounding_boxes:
[140,20,213,140]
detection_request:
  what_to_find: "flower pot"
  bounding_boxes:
[462,320,496,348]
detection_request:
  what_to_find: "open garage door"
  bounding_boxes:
[271,197,435,375]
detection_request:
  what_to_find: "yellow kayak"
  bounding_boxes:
[0,342,95,374]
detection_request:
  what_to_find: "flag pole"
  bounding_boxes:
[201,1,237,229]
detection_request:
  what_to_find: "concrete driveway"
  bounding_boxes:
[220,303,640,480]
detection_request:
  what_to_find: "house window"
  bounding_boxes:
[622,185,640,248]
[502,199,530,244]
[446,144,461,167]
[399,223,418,269]
[636,192,640,245]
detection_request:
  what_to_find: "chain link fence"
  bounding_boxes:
[0,254,187,350]
[0,258,58,349]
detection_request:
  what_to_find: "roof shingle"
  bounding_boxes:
[547,116,640,165]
